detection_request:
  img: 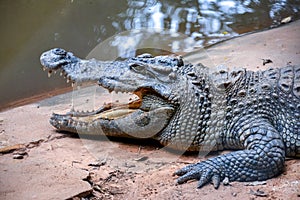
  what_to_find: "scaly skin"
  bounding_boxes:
[40,48,300,189]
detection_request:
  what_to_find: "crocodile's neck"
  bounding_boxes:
[157,64,213,151]
[157,65,249,151]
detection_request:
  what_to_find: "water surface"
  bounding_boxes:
[0,0,299,110]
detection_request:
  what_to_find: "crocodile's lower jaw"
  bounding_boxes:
[50,95,174,139]
[50,91,143,129]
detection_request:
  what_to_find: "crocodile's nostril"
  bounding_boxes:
[53,48,67,56]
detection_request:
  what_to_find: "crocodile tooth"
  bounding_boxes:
[60,71,63,76]
[169,72,177,79]
[71,82,75,87]
[73,121,78,127]
[48,70,52,78]
[69,120,73,126]
[70,106,75,112]
[43,67,47,71]
[62,70,67,78]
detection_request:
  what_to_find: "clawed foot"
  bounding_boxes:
[174,161,224,189]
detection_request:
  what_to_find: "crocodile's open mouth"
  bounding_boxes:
[46,68,174,136]
[59,88,151,122]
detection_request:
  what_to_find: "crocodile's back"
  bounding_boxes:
[263,65,300,99]
[240,65,300,157]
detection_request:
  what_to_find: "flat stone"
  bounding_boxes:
[0,138,92,200]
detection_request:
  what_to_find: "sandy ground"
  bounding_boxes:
[1,21,300,200]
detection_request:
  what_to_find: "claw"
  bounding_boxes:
[212,174,221,189]
[174,169,186,176]
[174,163,197,176]
[175,161,223,189]
[197,170,212,188]
[176,170,201,184]
[177,171,199,184]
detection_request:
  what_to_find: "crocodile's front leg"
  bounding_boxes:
[174,118,286,188]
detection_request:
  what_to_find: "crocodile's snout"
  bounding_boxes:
[40,48,76,70]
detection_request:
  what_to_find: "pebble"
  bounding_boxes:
[13,154,24,159]
[13,151,28,159]
[245,181,267,186]
[250,189,268,197]
[223,177,230,185]
[281,16,292,24]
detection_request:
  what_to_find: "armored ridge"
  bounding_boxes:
[40,48,300,189]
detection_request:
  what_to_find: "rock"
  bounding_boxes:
[249,189,268,197]
[281,16,292,24]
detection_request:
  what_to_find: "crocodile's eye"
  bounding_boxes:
[129,63,146,72]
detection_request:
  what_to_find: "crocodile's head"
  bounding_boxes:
[40,48,194,142]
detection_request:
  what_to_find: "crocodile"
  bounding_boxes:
[40,48,300,189]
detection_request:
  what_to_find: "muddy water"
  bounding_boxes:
[0,0,300,110]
